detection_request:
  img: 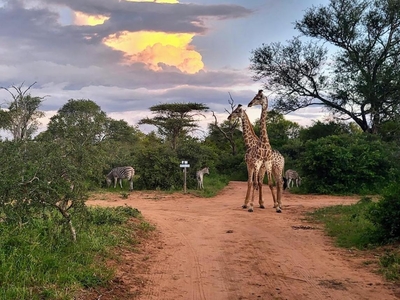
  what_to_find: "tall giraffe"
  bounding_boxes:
[228,104,284,212]
[248,90,285,211]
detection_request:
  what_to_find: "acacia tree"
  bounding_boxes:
[250,0,400,133]
[139,102,209,150]
[0,82,45,140]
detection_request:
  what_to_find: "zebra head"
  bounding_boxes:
[105,176,112,187]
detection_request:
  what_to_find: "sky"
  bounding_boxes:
[0,0,331,138]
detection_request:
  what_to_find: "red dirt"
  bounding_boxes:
[83,181,400,300]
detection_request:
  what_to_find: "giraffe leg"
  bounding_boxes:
[243,167,254,210]
[258,166,266,209]
[248,168,259,212]
[273,169,283,213]
[267,173,278,208]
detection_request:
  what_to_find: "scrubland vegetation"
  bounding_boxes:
[1,0,400,297]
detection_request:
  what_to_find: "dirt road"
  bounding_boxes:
[86,181,399,300]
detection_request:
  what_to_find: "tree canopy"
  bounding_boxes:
[139,102,209,150]
[0,82,45,141]
[250,0,400,134]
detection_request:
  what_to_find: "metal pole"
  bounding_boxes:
[183,167,187,193]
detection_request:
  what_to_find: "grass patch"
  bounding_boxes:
[307,197,379,249]
[307,196,400,282]
[188,174,230,198]
[0,205,151,300]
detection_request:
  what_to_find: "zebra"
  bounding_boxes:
[106,166,135,191]
[285,169,301,189]
[196,167,209,189]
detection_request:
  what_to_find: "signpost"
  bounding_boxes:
[179,160,190,193]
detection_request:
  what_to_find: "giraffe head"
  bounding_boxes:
[247,89,268,108]
[227,104,245,121]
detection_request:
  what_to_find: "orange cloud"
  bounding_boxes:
[73,0,204,74]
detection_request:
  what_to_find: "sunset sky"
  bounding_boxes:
[0,0,330,137]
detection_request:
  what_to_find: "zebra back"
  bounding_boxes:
[285,169,299,179]
[107,166,135,180]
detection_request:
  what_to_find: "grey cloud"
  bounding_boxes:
[41,0,253,35]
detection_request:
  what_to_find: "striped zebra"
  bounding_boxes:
[285,169,301,189]
[196,167,209,189]
[106,166,135,191]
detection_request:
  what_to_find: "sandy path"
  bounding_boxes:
[86,181,399,300]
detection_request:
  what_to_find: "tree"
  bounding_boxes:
[139,102,209,150]
[41,99,108,144]
[250,0,400,134]
[208,93,241,156]
[37,99,110,188]
[253,110,301,149]
[0,82,45,140]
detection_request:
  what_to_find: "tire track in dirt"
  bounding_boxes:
[86,181,399,300]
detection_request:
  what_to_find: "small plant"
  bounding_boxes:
[379,251,400,280]
[120,192,130,199]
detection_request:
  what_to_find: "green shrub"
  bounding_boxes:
[368,184,400,241]
[300,134,396,194]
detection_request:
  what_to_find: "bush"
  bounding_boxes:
[368,184,400,241]
[299,134,396,194]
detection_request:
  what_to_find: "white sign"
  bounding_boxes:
[180,164,190,168]
[181,161,188,164]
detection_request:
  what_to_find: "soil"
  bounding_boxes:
[81,181,400,300]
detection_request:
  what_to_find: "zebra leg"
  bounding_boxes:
[129,179,133,191]
[113,177,117,188]
[119,178,123,189]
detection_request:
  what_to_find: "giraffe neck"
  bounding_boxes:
[241,112,258,150]
[260,102,271,149]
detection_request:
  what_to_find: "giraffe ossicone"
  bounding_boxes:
[227,101,284,213]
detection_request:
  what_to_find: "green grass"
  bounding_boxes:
[307,197,379,249]
[307,196,400,282]
[188,174,230,198]
[0,205,152,300]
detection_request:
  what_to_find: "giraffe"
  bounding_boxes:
[248,90,285,211]
[227,104,284,212]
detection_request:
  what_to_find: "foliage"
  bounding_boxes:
[250,0,400,133]
[299,134,396,194]
[189,173,230,198]
[40,99,108,144]
[299,120,353,141]
[0,205,145,299]
[368,184,400,242]
[139,102,209,150]
[308,198,379,249]
[0,82,45,141]
[37,99,111,189]
[253,110,301,149]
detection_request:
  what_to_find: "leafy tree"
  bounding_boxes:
[104,119,143,144]
[139,102,209,150]
[0,82,45,140]
[300,134,395,194]
[37,99,110,188]
[0,141,87,242]
[250,0,400,134]
[299,120,352,141]
[253,110,301,149]
[41,99,108,144]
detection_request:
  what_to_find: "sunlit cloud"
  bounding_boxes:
[72,0,204,74]
[73,12,109,26]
